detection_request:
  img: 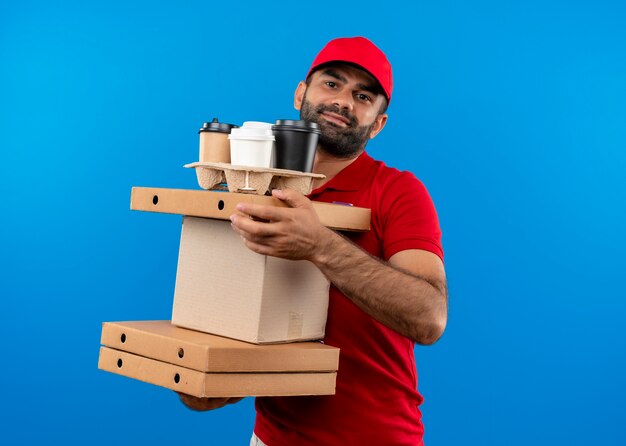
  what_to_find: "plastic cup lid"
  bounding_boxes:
[242,121,273,129]
[229,125,275,141]
[273,119,321,133]
[199,117,238,134]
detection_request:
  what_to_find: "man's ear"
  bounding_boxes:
[369,113,388,139]
[294,81,307,110]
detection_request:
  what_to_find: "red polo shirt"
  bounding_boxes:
[254,151,443,445]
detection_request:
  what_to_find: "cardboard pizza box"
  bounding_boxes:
[100,321,339,372]
[98,321,339,397]
[130,187,371,232]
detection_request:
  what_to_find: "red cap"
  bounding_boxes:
[307,36,393,103]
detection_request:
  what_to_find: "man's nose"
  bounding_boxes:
[332,88,354,111]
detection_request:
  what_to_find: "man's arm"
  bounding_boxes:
[230,189,447,345]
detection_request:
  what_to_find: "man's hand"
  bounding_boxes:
[230,188,447,344]
[229,188,329,261]
[177,393,243,411]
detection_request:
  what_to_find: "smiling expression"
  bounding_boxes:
[295,64,388,158]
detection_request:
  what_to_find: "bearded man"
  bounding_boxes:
[180,37,448,446]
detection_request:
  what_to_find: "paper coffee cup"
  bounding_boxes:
[199,118,238,163]
[272,120,320,172]
[228,122,275,168]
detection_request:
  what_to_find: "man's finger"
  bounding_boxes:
[177,393,230,411]
[242,238,275,256]
[230,214,276,238]
[234,202,286,221]
[272,188,312,209]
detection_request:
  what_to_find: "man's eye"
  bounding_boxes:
[325,81,336,88]
[357,93,372,102]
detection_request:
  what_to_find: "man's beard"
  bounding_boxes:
[299,95,376,159]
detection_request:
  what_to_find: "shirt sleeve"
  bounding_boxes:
[379,171,444,262]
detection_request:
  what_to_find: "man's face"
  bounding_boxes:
[295,64,388,159]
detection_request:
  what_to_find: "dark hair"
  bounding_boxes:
[306,66,389,115]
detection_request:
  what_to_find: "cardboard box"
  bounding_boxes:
[130,187,371,232]
[171,217,331,344]
[98,321,339,397]
[100,321,339,372]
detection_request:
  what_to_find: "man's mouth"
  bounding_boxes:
[320,111,351,127]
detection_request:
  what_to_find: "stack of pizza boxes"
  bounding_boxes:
[98,140,371,398]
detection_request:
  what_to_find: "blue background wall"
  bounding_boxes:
[1,1,624,444]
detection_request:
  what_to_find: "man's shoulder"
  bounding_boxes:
[365,154,428,194]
